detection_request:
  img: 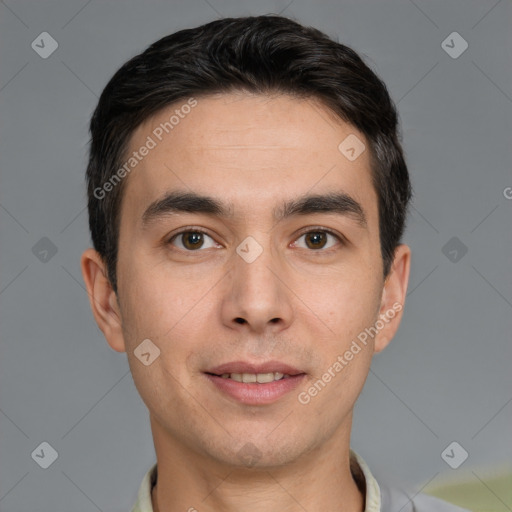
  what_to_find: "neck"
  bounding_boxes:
[149,417,365,512]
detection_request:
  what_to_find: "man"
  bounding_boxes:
[81,15,469,512]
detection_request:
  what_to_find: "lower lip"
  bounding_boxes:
[205,374,306,405]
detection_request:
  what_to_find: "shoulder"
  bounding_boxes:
[380,485,471,512]
[350,451,470,512]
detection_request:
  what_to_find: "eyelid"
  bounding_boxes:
[166,226,219,248]
[296,225,343,236]
[293,226,346,245]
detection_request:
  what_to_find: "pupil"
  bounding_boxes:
[306,232,326,249]
[185,232,203,249]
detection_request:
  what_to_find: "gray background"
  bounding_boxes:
[1,0,511,511]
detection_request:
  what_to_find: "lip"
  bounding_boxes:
[205,373,306,405]
[204,360,306,405]
[206,360,303,376]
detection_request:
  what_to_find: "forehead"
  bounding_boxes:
[119,92,377,226]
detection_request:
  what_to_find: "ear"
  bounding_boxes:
[373,244,411,353]
[80,248,126,353]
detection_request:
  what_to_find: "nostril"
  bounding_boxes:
[235,318,246,324]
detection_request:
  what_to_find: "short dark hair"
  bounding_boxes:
[86,15,411,293]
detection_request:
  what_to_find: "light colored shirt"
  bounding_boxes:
[131,450,469,511]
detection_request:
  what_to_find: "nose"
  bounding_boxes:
[220,239,294,335]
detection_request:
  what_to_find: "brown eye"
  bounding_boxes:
[169,231,217,251]
[182,232,204,250]
[305,232,328,249]
[293,230,341,251]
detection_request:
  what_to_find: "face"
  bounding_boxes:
[82,92,409,469]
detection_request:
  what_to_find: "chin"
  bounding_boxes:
[199,428,312,470]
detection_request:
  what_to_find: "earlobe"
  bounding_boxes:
[80,248,127,353]
[374,244,411,353]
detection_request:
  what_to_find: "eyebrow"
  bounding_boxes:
[141,190,367,228]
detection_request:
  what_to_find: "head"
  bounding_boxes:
[82,15,411,469]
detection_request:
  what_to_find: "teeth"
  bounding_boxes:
[222,372,288,383]
[256,373,275,383]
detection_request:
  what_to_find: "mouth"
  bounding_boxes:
[207,371,294,383]
[204,361,306,405]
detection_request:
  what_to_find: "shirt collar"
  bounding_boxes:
[131,449,381,512]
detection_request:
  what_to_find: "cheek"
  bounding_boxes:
[120,282,209,414]
[118,265,217,376]
[297,271,382,340]
[118,254,196,336]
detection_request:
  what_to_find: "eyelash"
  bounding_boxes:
[166,226,345,252]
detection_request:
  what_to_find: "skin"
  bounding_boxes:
[81,92,410,512]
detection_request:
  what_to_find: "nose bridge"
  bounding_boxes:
[234,233,279,299]
[224,233,292,331]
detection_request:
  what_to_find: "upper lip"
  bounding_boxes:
[206,361,304,376]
